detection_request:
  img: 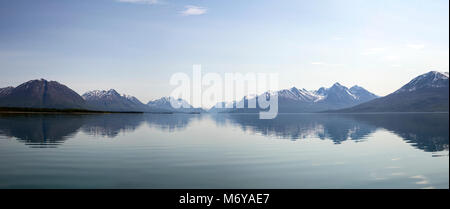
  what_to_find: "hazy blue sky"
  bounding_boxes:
[0,0,448,102]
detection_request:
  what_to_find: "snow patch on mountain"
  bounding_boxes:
[395,71,449,93]
[147,96,199,112]
[210,82,378,113]
[82,89,147,112]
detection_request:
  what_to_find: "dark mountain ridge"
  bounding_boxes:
[0,79,86,109]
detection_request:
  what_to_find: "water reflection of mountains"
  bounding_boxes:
[0,114,85,148]
[0,113,448,152]
[0,113,200,147]
[218,113,449,152]
[215,114,375,143]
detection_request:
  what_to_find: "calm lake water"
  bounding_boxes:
[0,113,448,189]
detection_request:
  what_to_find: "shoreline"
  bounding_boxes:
[0,107,144,114]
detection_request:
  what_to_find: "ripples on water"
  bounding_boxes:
[0,113,448,188]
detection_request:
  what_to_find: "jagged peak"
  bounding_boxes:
[107,89,119,94]
[85,89,118,94]
[148,96,187,104]
[147,96,194,109]
[332,82,343,87]
[290,87,310,92]
[328,82,350,92]
[82,89,123,99]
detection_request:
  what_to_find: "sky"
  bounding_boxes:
[0,0,449,103]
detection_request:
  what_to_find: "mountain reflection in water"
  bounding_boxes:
[0,113,448,153]
[215,113,449,152]
[0,113,200,147]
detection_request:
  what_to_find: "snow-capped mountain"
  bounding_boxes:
[276,83,378,108]
[333,71,449,112]
[147,97,204,113]
[147,97,192,109]
[213,83,378,113]
[279,87,320,102]
[394,71,449,93]
[349,85,379,101]
[82,89,148,112]
[314,83,378,108]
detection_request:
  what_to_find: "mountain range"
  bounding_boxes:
[82,89,149,112]
[0,79,200,113]
[211,82,379,113]
[331,71,449,112]
[0,71,448,113]
[147,97,205,113]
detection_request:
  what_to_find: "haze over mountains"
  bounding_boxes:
[0,71,448,113]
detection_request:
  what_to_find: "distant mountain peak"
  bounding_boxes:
[349,85,378,100]
[329,82,350,92]
[315,87,327,96]
[350,85,362,90]
[281,83,377,104]
[395,71,449,94]
[82,89,123,99]
[332,82,343,87]
[107,89,119,94]
[147,96,203,113]
[349,85,368,93]
[214,82,378,113]
[148,96,192,107]
[421,71,449,80]
[82,89,146,112]
[0,79,85,109]
[333,71,449,113]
